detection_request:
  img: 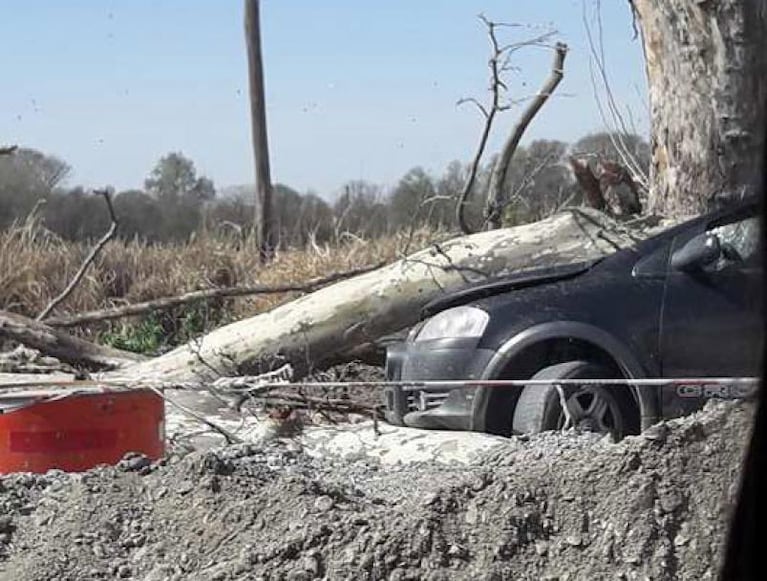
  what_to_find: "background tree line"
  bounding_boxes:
[0,131,648,247]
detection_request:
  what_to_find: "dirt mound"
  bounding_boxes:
[0,400,752,580]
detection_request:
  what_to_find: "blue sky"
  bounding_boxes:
[0,1,647,199]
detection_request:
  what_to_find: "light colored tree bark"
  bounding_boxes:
[104,209,650,383]
[632,0,767,216]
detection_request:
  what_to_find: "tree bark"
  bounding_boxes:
[485,43,568,229]
[103,209,650,383]
[0,310,145,370]
[244,0,276,261]
[632,0,767,217]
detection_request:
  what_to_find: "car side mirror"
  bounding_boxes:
[671,233,721,271]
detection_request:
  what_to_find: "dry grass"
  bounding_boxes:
[1,215,443,343]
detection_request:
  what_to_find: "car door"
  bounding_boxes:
[660,208,762,381]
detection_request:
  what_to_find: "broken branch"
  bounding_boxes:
[37,189,119,321]
[44,262,385,328]
[569,156,607,210]
[484,42,568,229]
[456,16,508,235]
[0,309,145,370]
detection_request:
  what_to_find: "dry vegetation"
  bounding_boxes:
[1,214,442,352]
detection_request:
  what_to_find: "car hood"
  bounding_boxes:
[421,259,600,317]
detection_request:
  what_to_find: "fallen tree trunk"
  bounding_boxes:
[0,310,146,370]
[104,209,652,383]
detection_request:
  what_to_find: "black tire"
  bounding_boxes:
[512,360,634,439]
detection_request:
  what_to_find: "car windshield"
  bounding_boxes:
[0,2,763,580]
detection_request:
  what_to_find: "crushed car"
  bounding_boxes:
[384,198,762,438]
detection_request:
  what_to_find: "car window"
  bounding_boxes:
[708,215,760,270]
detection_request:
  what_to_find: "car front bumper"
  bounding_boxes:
[383,338,495,430]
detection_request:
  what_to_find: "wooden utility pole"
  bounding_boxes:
[244,0,275,261]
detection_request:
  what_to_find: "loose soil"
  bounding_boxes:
[0,398,752,581]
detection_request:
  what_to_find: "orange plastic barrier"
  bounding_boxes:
[0,389,164,474]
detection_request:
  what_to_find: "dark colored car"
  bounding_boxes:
[384,198,762,438]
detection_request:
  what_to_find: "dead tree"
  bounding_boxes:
[0,209,669,383]
[98,209,650,383]
[244,0,276,261]
[455,16,568,233]
[484,42,568,229]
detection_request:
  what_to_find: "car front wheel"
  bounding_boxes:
[511,360,632,439]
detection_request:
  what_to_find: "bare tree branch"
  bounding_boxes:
[44,262,385,328]
[484,42,569,229]
[583,0,649,192]
[0,309,145,370]
[151,386,243,444]
[37,189,118,321]
[456,16,510,235]
[456,97,489,119]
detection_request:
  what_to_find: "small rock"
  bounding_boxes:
[674,532,689,546]
[131,546,150,563]
[448,544,468,559]
[465,505,480,525]
[176,482,194,496]
[535,541,549,555]
[286,568,311,580]
[314,495,335,512]
[204,475,221,493]
[303,550,321,575]
[643,423,669,443]
[117,564,132,578]
[565,535,582,547]
[119,453,151,473]
[622,452,642,472]
[422,493,438,506]
[658,491,683,514]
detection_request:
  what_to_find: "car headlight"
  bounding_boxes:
[415,306,489,342]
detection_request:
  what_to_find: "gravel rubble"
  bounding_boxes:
[0,399,753,580]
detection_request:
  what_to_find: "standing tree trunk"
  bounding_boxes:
[632,0,767,217]
[244,0,275,261]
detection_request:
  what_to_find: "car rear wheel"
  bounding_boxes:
[512,360,632,439]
